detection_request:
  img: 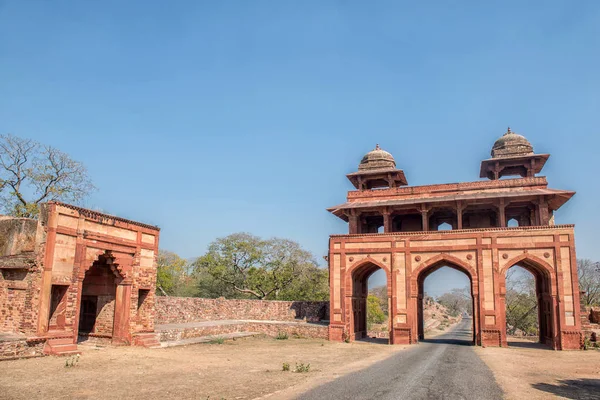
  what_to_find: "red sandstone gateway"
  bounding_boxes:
[327,128,582,350]
[0,202,160,359]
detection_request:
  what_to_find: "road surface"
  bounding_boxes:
[297,318,503,400]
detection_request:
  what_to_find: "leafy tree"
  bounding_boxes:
[193,233,319,300]
[0,134,94,218]
[366,295,386,330]
[578,259,600,306]
[505,267,538,336]
[437,287,472,317]
[277,263,329,301]
[369,285,388,316]
[156,250,190,296]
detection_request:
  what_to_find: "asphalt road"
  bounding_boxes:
[297,318,503,400]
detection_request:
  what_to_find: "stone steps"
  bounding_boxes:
[160,332,261,348]
[133,333,161,348]
[44,338,80,356]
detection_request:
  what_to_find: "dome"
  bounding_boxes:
[358,144,396,171]
[491,127,534,158]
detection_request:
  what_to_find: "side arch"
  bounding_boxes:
[497,253,558,348]
[345,257,392,342]
[499,253,555,277]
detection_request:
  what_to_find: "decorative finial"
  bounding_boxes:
[505,127,512,136]
[375,144,380,150]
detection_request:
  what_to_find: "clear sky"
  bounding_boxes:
[1,1,599,292]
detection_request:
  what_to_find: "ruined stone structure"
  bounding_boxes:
[0,202,160,359]
[327,128,582,350]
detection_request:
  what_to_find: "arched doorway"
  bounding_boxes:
[501,258,555,347]
[349,261,390,343]
[417,259,477,344]
[78,252,123,340]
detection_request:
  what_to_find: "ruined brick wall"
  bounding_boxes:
[0,217,44,335]
[155,297,330,325]
[0,338,45,360]
[94,296,116,336]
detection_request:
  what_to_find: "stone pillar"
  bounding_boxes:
[38,205,58,335]
[348,212,360,234]
[497,200,506,228]
[456,201,465,230]
[113,282,133,345]
[421,209,429,231]
[538,197,550,226]
[383,210,392,233]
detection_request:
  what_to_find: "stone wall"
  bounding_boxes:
[0,337,45,360]
[155,297,329,325]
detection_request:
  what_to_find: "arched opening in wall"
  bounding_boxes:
[504,262,553,348]
[350,262,389,344]
[418,263,475,345]
[78,253,122,342]
[507,218,519,227]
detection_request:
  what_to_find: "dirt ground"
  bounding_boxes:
[0,336,404,400]
[476,339,600,399]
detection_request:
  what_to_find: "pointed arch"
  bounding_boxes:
[345,257,391,343]
[412,253,478,344]
[413,253,478,288]
[499,253,557,348]
[500,253,554,278]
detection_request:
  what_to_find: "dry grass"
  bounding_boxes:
[0,337,403,400]
[476,340,600,399]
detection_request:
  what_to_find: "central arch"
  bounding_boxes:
[413,254,478,344]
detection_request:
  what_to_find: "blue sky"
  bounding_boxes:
[1,1,599,292]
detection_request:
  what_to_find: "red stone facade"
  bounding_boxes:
[327,132,583,350]
[0,202,160,357]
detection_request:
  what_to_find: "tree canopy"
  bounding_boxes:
[191,233,328,301]
[0,134,94,218]
[578,259,600,307]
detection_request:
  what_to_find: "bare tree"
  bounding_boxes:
[579,259,600,306]
[0,134,94,218]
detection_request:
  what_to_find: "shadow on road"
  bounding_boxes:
[531,379,600,399]
[357,337,389,345]
[507,340,550,350]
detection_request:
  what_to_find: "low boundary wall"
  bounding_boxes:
[155,297,329,325]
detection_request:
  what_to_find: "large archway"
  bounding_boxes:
[416,257,477,345]
[348,260,390,342]
[78,252,123,340]
[500,256,556,348]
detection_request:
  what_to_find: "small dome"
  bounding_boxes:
[491,127,534,158]
[358,144,396,170]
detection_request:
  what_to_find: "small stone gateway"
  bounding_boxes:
[0,202,160,359]
[327,128,583,349]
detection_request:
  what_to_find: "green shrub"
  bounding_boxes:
[208,337,225,345]
[282,362,290,371]
[295,362,311,373]
[276,331,289,340]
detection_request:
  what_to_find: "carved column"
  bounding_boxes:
[348,211,360,234]
[538,197,550,226]
[456,201,465,230]
[383,209,392,233]
[113,280,133,345]
[420,206,430,231]
[497,199,506,228]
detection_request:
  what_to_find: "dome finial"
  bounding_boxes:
[505,127,512,136]
[375,143,380,150]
